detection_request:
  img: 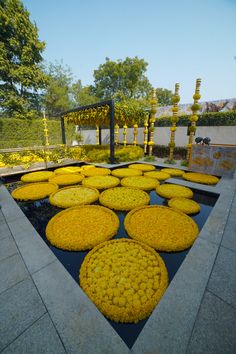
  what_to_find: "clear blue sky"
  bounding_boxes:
[23,0,236,104]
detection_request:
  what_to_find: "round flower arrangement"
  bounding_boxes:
[21,171,54,183]
[143,171,170,181]
[49,173,84,186]
[168,197,200,214]
[46,205,119,250]
[120,176,159,191]
[124,205,199,252]
[183,172,219,185]
[111,168,142,178]
[80,238,168,323]
[12,182,58,201]
[156,184,193,199]
[54,166,83,175]
[128,164,156,172]
[82,167,111,177]
[99,187,150,211]
[160,168,185,177]
[82,175,120,190]
[49,186,99,208]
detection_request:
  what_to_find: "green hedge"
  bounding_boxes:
[157,110,236,127]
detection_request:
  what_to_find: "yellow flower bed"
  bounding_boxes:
[21,171,54,182]
[82,175,120,189]
[125,205,199,251]
[49,186,99,208]
[144,171,170,181]
[82,167,111,177]
[168,198,200,214]
[99,187,150,211]
[183,172,219,185]
[80,239,168,323]
[160,168,185,177]
[46,205,119,250]
[54,166,83,175]
[121,176,159,191]
[111,168,142,178]
[49,173,84,186]
[128,163,156,172]
[12,182,58,201]
[156,184,193,199]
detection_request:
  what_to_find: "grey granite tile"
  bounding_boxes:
[1,313,66,354]
[221,216,236,252]
[0,221,12,240]
[0,235,18,262]
[7,217,56,274]
[0,211,5,223]
[0,253,29,294]
[33,260,128,354]
[207,246,236,308]
[187,291,236,354]
[0,186,26,222]
[0,278,46,351]
[132,238,218,354]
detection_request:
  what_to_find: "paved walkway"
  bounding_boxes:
[0,161,235,353]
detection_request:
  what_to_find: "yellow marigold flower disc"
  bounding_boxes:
[168,198,200,214]
[12,182,58,201]
[80,239,168,323]
[144,171,170,181]
[46,205,119,250]
[120,176,159,191]
[49,173,84,186]
[54,166,83,175]
[49,186,99,208]
[156,184,193,199]
[183,172,219,185]
[128,164,156,171]
[111,168,142,178]
[160,168,185,177]
[82,167,111,177]
[82,175,120,189]
[125,205,199,251]
[81,165,95,170]
[99,187,150,211]
[21,171,54,182]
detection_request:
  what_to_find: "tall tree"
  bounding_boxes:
[0,0,48,118]
[71,82,99,107]
[156,88,173,106]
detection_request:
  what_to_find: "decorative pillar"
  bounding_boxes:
[115,124,119,145]
[143,115,149,154]
[186,78,201,163]
[123,123,127,146]
[96,125,99,145]
[148,88,158,156]
[168,83,180,162]
[133,123,138,146]
[42,110,49,146]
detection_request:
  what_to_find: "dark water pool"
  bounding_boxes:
[4,174,218,348]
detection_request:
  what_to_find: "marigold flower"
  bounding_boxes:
[21,171,54,182]
[12,182,58,201]
[183,172,219,185]
[168,197,200,214]
[49,185,99,208]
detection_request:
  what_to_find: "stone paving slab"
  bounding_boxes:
[0,235,18,262]
[187,291,236,354]
[1,313,66,354]
[0,253,29,295]
[0,185,26,222]
[221,217,236,252]
[207,246,236,309]
[0,221,12,241]
[0,278,46,352]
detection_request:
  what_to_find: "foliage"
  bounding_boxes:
[0,0,48,118]
[151,145,187,159]
[71,82,99,107]
[156,88,173,106]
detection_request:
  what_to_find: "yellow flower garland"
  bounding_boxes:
[120,176,159,191]
[156,184,193,199]
[125,205,199,251]
[168,198,200,214]
[144,171,170,181]
[128,164,156,172]
[82,175,120,190]
[111,168,142,178]
[49,173,84,186]
[160,168,185,177]
[80,239,168,323]
[12,182,58,201]
[99,187,150,211]
[54,166,83,175]
[183,172,219,185]
[21,171,54,182]
[46,205,119,251]
[82,167,111,177]
[49,186,99,208]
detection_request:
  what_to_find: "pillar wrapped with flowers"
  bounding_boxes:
[186,78,201,163]
[148,88,158,156]
[133,123,138,145]
[115,124,119,145]
[123,123,128,146]
[42,110,49,146]
[168,83,180,162]
[95,125,100,145]
[143,115,149,154]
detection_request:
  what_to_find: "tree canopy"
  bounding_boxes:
[0,0,48,118]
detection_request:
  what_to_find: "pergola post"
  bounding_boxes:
[60,116,66,144]
[109,100,115,164]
